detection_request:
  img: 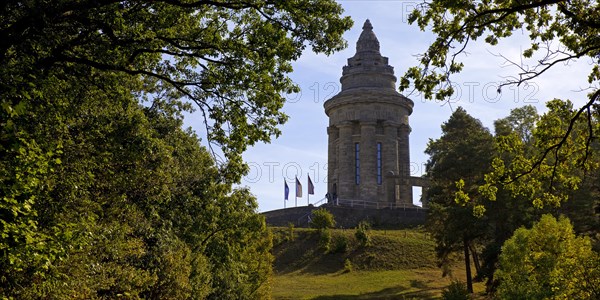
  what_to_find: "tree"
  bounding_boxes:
[424,102,600,294]
[425,107,495,293]
[400,0,600,184]
[440,103,600,292]
[1,0,353,180]
[399,2,600,288]
[1,69,274,298]
[479,100,600,222]
[458,106,550,292]
[0,1,352,298]
[496,214,600,299]
[494,105,539,146]
[400,0,599,102]
[474,105,547,290]
[472,101,600,293]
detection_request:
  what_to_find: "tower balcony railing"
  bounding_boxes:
[311,197,329,207]
[335,199,426,210]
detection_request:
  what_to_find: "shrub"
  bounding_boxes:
[496,214,599,300]
[355,220,371,247]
[343,259,353,273]
[271,229,285,246]
[330,233,349,253]
[310,208,336,231]
[318,229,332,252]
[442,281,470,300]
[286,222,295,241]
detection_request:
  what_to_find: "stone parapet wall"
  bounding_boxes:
[262,205,426,229]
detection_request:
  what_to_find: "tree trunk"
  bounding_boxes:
[464,237,473,293]
[469,242,481,276]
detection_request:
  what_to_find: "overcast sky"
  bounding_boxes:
[186,1,594,212]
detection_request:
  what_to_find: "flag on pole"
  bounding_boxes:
[308,175,314,195]
[295,176,303,198]
[284,180,289,200]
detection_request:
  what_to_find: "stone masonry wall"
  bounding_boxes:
[262,205,426,229]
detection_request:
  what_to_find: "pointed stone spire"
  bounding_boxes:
[338,19,396,91]
[356,19,380,54]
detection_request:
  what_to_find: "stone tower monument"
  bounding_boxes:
[324,20,414,207]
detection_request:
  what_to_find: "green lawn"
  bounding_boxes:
[270,227,486,299]
[273,269,457,299]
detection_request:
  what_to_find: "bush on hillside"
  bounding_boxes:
[330,233,349,253]
[310,208,336,230]
[287,222,295,241]
[318,229,332,252]
[442,281,471,300]
[355,220,371,247]
[343,259,354,273]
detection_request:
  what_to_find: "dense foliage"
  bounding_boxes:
[424,107,495,292]
[309,208,336,231]
[496,215,600,299]
[0,0,352,298]
[426,104,600,295]
[1,65,274,299]
[406,1,600,296]
[1,0,352,179]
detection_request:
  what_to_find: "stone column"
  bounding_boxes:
[337,121,354,201]
[383,121,399,203]
[359,121,376,201]
[384,172,396,205]
[397,124,412,205]
[326,126,338,202]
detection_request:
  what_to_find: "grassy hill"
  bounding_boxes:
[270,227,485,299]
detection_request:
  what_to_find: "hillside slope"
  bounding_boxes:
[271,227,484,299]
[273,227,437,273]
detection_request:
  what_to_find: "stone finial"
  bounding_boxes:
[363,19,373,30]
[356,19,380,53]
